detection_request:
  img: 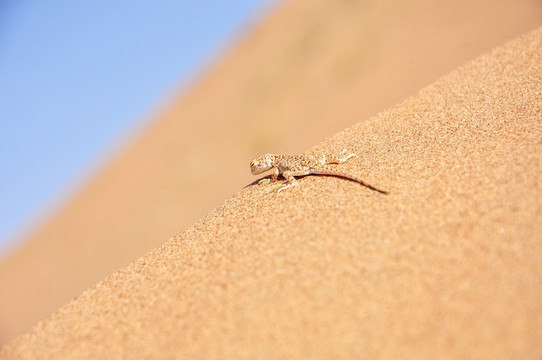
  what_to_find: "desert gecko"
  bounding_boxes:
[250,149,388,194]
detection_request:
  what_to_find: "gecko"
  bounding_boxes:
[250,149,388,194]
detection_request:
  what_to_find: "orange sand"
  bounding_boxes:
[1,0,541,344]
[1,27,541,359]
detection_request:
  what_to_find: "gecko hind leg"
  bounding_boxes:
[339,149,357,162]
[324,149,357,164]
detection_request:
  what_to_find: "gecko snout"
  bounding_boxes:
[250,161,265,175]
[250,156,273,175]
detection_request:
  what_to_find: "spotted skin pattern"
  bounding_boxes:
[250,149,388,194]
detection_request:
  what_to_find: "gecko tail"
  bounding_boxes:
[309,168,389,194]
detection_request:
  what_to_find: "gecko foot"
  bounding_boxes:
[339,149,357,162]
[277,182,298,192]
[317,149,357,165]
[324,149,357,164]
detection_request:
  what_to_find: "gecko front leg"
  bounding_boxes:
[277,171,298,192]
[258,167,280,184]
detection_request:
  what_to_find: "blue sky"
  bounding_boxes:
[0,0,272,255]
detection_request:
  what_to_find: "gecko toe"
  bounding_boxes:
[278,182,298,192]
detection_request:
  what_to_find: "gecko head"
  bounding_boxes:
[250,154,275,175]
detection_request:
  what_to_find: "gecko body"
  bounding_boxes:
[250,149,388,194]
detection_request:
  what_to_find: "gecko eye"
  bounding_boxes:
[250,160,258,172]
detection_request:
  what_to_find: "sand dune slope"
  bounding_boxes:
[2,27,541,359]
[1,0,541,345]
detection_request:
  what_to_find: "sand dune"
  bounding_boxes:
[2,0,542,345]
[2,26,541,359]
[1,0,541,347]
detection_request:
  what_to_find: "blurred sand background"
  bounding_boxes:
[1,0,541,347]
